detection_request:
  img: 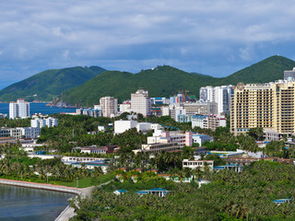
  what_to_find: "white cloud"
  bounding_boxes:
[0,0,294,82]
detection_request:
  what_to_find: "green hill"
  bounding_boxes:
[60,66,216,106]
[61,55,295,106]
[221,55,295,84]
[0,66,105,101]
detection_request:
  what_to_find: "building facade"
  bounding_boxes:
[9,99,30,119]
[131,90,151,117]
[231,81,295,135]
[99,96,118,117]
[191,114,226,131]
[199,85,234,115]
[31,117,58,128]
[284,67,295,81]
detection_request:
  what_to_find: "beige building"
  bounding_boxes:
[99,96,118,117]
[231,81,295,135]
[131,89,151,117]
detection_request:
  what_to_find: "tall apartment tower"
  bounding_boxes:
[230,81,295,135]
[199,85,233,114]
[99,96,118,117]
[131,89,151,117]
[9,99,30,119]
[284,67,295,81]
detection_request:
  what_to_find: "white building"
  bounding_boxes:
[119,101,131,113]
[182,159,214,171]
[131,90,151,117]
[0,127,40,139]
[161,106,170,116]
[31,117,58,128]
[191,114,226,131]
[192,134,213,146]
[99,96,118,117]
[147,131,193,147]
[284,67,295,81]
[9,99,30,119]
[199,85,233,115]
[114,120,162,134]
[114,120,138,134]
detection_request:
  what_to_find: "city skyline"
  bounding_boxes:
[1,0,295,88]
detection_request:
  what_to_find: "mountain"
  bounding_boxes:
[221,55,295,84]
[60,66,216,106]
[61,55,295,106]
[0,66,106,101]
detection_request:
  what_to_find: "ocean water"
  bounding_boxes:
[0,184,73,221]
[0,103,76,115]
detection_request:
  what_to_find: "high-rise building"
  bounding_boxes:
[284,67,295,81]
[199,85,233,114]
[231,81,295,135]
[99,96,118,117]
[131,89,151,117]
[9,99,30,119]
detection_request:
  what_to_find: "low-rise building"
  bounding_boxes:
[207,150,246,158]
[191,114,226,131]
[0,127,40,139]
[192,134,213,146]
[114,120,162,134]
[31,117,58,128]
[147,131,192,147]
[114,120,138,134]
[182,159,214,171]
[133,142,182,154]
[61,156,107,163]
[76,108,102,118]
[79,145,117,154]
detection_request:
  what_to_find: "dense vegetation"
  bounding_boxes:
[38,114,148,153]
[72,161,295,221]
[0,144,112,187]
[62,56,295,105]
[0,66,105,101]
[0,118,30,127]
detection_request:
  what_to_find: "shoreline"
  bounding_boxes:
[0,178,82,195]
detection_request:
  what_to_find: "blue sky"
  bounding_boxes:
[0,0,295,88]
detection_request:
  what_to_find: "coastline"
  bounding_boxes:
[0,178,82,195]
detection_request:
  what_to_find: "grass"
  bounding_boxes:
[0,172,115,188]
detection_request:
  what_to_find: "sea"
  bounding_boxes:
[0,184,73,221]
[0,103,76,115]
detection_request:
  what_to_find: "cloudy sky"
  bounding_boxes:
[0,0,295,88]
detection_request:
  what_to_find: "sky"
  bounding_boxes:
[0,0,295,88]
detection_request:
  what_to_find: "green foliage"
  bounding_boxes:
[37,114,113,152]
[264,141,285,157]
[248,127,264,140]
[62,56,295,105]
[0,118,30,127]
[0,66,105,101]
[72,161,295,220]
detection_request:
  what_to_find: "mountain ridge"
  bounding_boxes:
[0,66,106,101]
[0,55,294,105]
[60,55,295,106]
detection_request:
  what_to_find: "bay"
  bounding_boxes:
[0,184,73,221]
[0,103,76,115]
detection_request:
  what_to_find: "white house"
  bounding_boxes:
[182,159,214,171]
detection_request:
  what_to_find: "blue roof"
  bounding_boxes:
[192,115,208,119]
[115,189,128,193]
[273,198,291,203]
[136,190,149,194]
[149,188,169,192]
